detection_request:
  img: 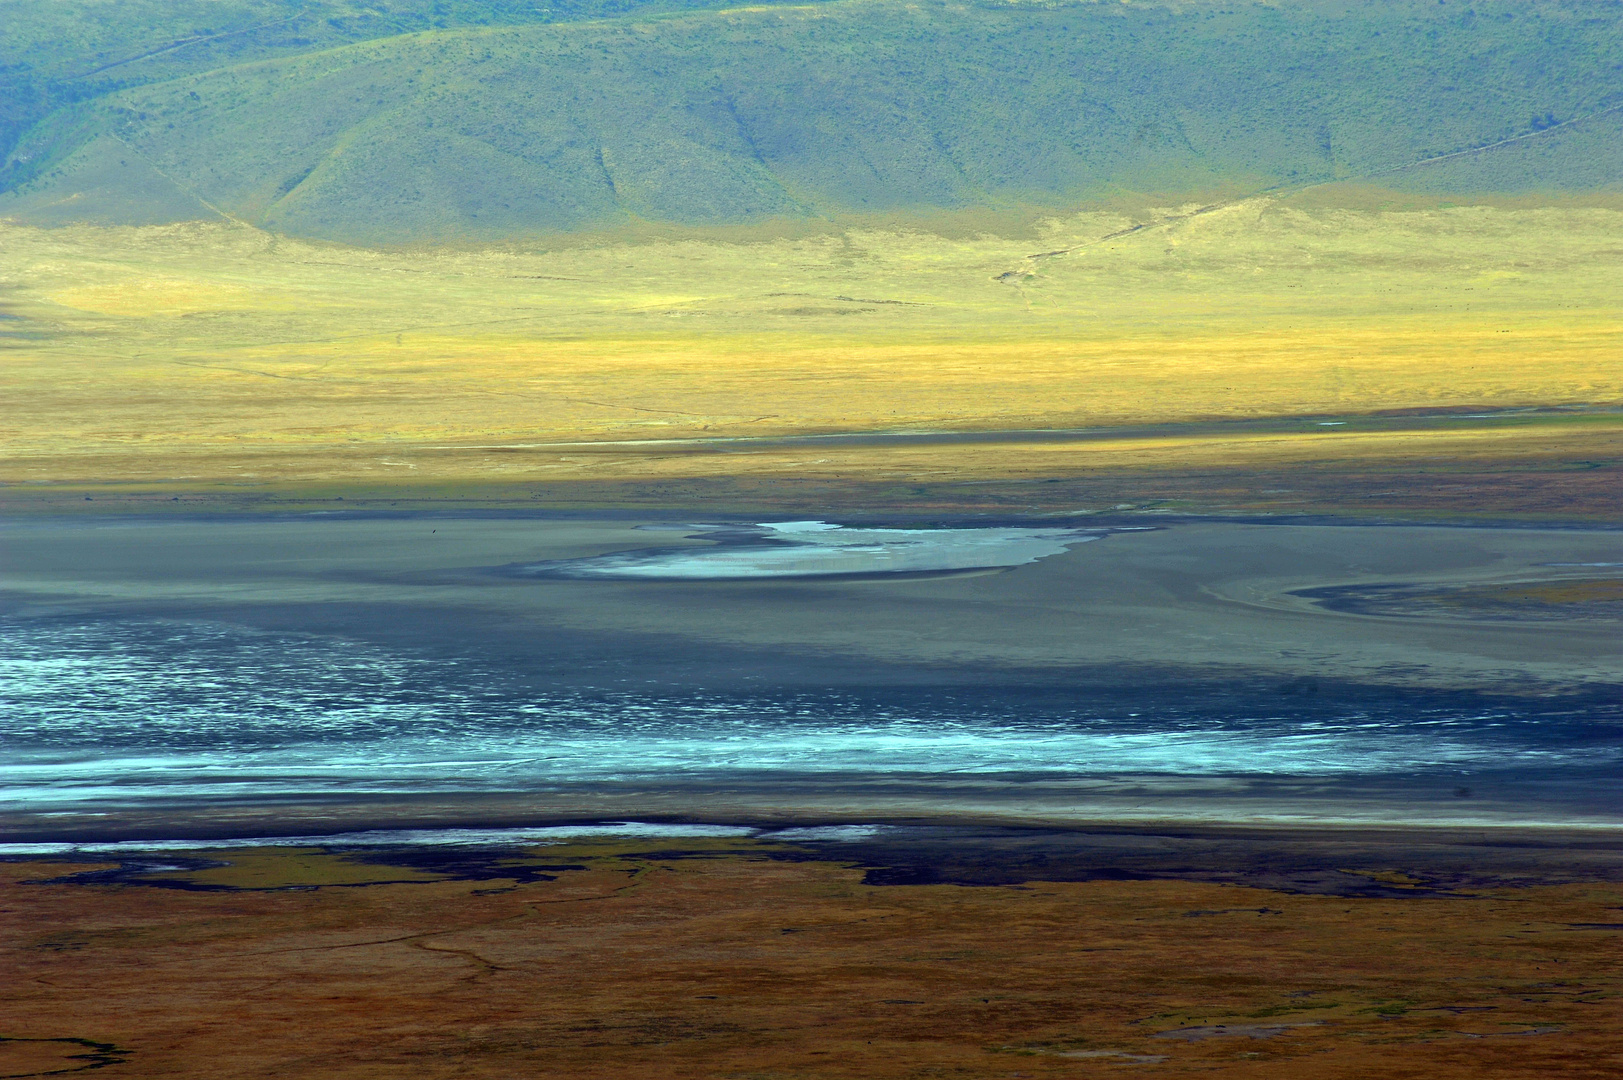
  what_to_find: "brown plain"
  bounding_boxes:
[4,843,1622,1078]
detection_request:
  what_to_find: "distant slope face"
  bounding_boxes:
[3,0,1621,241]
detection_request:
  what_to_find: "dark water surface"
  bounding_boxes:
[4,612,1619,835]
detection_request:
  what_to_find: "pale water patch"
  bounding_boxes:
[517,521,1100,579]
[760,825,892,842]
[0,823,756,858]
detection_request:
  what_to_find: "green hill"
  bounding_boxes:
[4,0,1621,241]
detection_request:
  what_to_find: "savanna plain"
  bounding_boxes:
[7,195,1621,1078]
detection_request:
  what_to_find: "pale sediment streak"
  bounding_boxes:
[517,521,1100,579]
[0,823,759,858]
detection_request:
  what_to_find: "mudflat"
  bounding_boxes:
[7,513,1618,838]
[3,514,1617,690]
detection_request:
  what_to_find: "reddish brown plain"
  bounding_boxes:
[4,843,1621,1079]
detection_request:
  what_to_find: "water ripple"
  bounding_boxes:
[1,616,1615,810]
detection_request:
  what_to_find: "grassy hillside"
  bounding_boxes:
[0,0,810,196]
[4,0,1621,241]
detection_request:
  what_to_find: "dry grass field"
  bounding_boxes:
[5,840,1623,1079]
[4,195,1620,516]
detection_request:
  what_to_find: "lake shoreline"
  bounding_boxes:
[11,819,1623,895]
[8,779,1623,850]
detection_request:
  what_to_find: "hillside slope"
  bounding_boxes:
[0,0,806,186]
[4,0,1622,241]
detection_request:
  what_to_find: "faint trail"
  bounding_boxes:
[70,10,312,80]
[1366,102,1623,179]
[240,931,432,955]
[994,100,1623,285]
[992,200,1230,285]
[225,866,653,965]
[108,136,254,229]
[410,938,513,980]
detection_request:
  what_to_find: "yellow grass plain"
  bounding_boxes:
[3,194,1620,516]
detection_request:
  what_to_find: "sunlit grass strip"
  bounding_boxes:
[8,321,1620,455]
[3,205,1619,493]
[6,414,1615,489]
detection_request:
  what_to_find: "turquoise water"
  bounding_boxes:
[3,614,1617,817]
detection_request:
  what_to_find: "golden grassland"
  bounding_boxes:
[3,195,1620,515]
